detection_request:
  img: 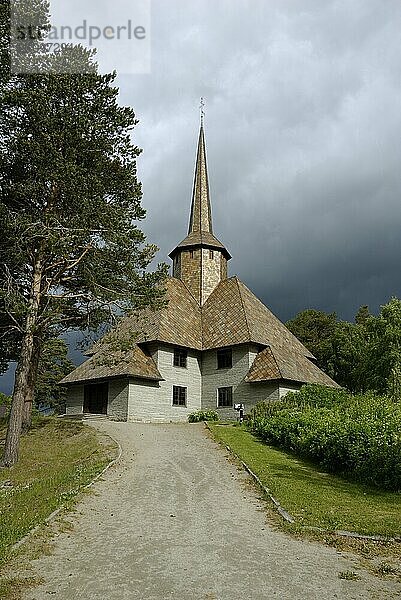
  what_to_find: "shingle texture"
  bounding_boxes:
[65,275,337,387]
[168,125,231,260]
[61,345,162,385]
[87,277,203,354]
[270,345,338,386]
[132,277,203,350]
[202,277,314,357]
[245,347,281,381]
[169,231,231,259]
[245,345,338,387]
[188,125,213,234]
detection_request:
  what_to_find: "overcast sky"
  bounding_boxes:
[2,0,401,393]
[126,0,401,322]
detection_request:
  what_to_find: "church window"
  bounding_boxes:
[209,250,214,259]
[190,250,194,259]
[217,348,232,369]
[217,387,233,408]
[173,347,187,368]
[173,385,187,406]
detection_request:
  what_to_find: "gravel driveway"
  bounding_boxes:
[25,421,400,600]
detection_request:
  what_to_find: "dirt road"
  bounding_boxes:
[25,421,400,599]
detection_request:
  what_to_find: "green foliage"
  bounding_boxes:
[188,410,219,423]
[0,7,167,374]
[327,320,367,392]
[250,384,349,418]
[287,299,401,395]
[0,393,10,420]
[34,338,74,411]
[249,385,401,491]
[286,309,337,372]
[387,364,401,402]
[0,3,167,463]
[286,309,366,391]
[360,298,401,395]
[0,393,11,407]
[0,58,167,338]
[355,305,371,325]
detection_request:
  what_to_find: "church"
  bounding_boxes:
[62,121,337,422]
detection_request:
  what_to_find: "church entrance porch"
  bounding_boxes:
[83,382,108,415]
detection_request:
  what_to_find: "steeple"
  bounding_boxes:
[188,124,213,234]
[169,111,231,306]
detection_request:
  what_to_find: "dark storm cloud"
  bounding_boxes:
[118,0,401,322]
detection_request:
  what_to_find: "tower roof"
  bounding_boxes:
[169,123,231,259]
[189,124,213,234]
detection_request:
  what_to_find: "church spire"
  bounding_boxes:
[169,108,231,306]
[188,119,213,234]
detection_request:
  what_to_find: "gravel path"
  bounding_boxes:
[25,421,400,600]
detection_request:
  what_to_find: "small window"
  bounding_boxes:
[209,250,214,259]
[173,347,187,368]
[217,348,232,369]
[217,387,233,408]
[173,386,187,406]
[190,250,194,259]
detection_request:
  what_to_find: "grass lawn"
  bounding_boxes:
[0,418,116,567]
[209,424,401,538]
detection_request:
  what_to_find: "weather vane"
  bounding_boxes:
[200,97,205,125]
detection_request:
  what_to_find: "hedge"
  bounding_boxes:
[249,384,401,490]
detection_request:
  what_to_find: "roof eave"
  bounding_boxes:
[169,243,232,261]
[61,372,164,386]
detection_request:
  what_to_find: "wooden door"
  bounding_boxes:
[83,382,108,414]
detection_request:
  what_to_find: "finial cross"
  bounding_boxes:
[200,97,205,125]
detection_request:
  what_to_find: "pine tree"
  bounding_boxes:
[0,10,166,466]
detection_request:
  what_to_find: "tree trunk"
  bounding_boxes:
[22,344,41,431]
[1,254,43,468]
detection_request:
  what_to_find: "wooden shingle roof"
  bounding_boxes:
[64,276,337,387]
[132,277,203,350]
[202,277,315,357]
[169,231,231,259]
[168,124,231,261]
[63,121,337,390]
[87,277,202,355]
[245,345,339,387]
[61,345,162,385]
[245,347,282,381]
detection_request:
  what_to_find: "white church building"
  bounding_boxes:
[62,122,337,422]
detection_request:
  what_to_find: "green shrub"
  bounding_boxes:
[188,410,219,423]
[248,385,401,490]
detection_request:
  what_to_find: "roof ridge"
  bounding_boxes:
[172,275,201,308]
[235,277,315,360]
[235,276,252,341]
